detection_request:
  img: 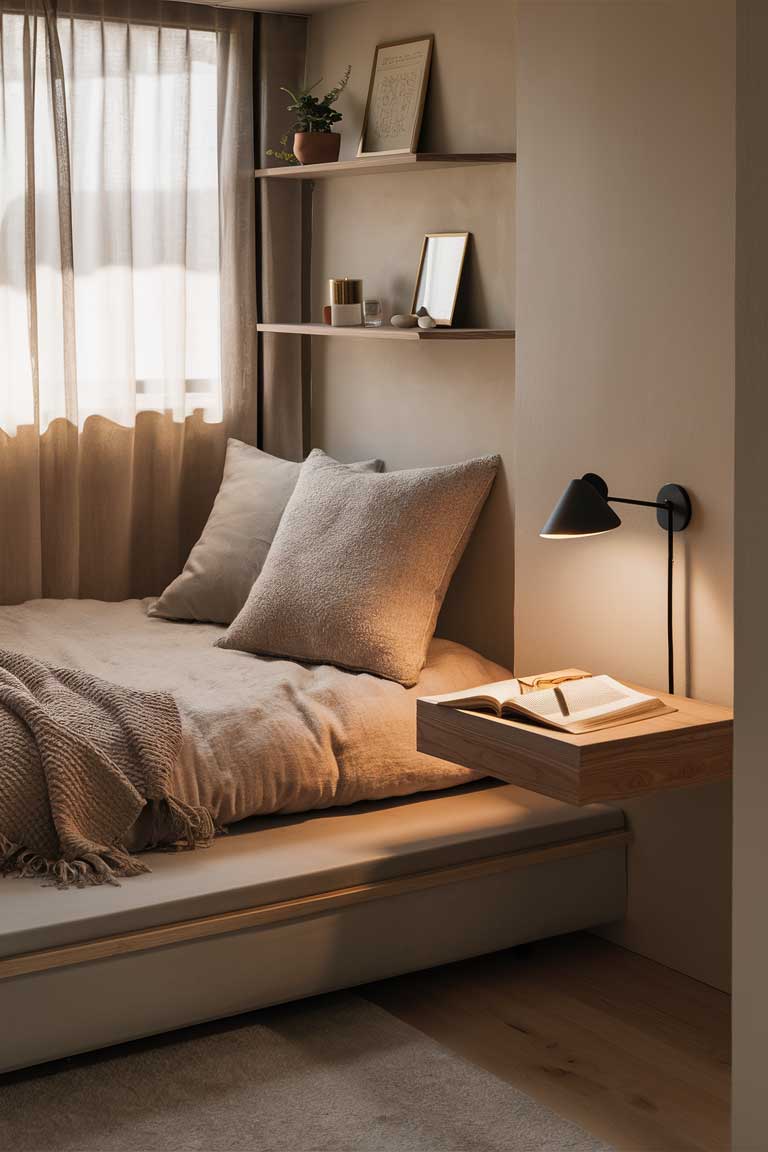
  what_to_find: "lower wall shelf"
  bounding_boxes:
[257,322,515,342]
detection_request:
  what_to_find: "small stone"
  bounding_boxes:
[391,314,418,328]
[416,307,430,317]
[417,315,437,329]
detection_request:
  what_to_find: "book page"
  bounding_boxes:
[508,686,572,724]
[425,678,523,710]
[516,676,656,726]
[559,677,630,711]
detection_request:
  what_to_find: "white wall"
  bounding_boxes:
[732,0,768,1145]
[515,0,735,990]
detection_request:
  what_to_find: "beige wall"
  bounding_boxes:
[305,0,736,991]
[732,0,768,1145]
[515,0,734,706]
[305,0,517,669]
[516,0,735,991]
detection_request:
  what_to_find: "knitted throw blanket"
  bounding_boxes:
[0,649,215,888]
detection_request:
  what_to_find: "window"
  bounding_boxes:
[0,9,224,434]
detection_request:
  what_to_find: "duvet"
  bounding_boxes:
[0,600,509,854]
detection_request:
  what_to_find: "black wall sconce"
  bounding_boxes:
[541,474,692,695]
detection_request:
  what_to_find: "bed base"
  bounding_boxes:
[0,829,628,1074]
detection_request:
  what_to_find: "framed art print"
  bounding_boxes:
[358,36,434,157]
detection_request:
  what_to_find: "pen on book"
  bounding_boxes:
[554,687,570,716]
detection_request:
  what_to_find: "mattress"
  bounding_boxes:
[0,598,511,842]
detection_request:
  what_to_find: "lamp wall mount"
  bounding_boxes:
[655,483,692,533]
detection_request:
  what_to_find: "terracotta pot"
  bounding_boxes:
[293,131,341,166]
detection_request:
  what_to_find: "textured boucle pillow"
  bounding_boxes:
[149,441,383,625]
[216,449,500,685]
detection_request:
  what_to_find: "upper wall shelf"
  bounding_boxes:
[254,152,517,181]
[257,323,515,342]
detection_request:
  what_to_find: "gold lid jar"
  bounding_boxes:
[328,278,363,305]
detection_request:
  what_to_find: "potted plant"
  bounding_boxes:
[281,66,351,166]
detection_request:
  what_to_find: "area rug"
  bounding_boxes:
[0,992,611,1152]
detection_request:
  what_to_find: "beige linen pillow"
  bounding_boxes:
[216,449,500,685]
[149,441,383,625]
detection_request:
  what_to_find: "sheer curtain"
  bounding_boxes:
[0,0,256,602]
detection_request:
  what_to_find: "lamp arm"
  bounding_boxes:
[607,495,670,510]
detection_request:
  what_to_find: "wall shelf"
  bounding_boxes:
[254,152,516,181]
[257,323,515,341]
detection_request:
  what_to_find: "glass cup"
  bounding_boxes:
[363,299,384,328]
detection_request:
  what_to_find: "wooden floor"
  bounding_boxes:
[363,932,731,1152]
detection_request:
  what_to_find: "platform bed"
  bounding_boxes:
[0,780,627,1074]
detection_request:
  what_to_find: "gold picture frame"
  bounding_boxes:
[411,232,470,326]
[357,36,434,158]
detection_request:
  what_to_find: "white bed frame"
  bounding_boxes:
[0,784,628,1073]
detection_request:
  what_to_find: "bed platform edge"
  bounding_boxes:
[0,821,628,1074]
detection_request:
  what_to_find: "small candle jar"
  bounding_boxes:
[329,278,363,326]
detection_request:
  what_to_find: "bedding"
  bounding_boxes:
[218,450,501,685]
[149,443,383,626]
[0,599,510,864]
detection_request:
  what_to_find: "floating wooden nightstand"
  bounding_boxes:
[417,686,733,806]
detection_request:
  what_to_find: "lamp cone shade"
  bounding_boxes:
[540,477,622,538]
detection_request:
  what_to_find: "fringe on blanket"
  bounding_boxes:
[0,797,216,889]
[147,795,218,852]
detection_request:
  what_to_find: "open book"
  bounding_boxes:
[425,669,675,734]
